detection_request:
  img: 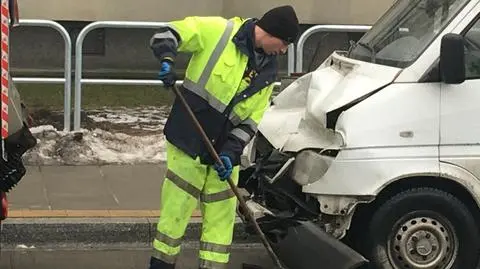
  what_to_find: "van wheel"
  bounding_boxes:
[365,187,480,269]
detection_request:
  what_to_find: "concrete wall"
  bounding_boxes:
[18,0,394,24]
[17,0,224,22]
[222,0,394,25]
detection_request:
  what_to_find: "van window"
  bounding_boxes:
[464,18,480,79]
[348,0,470,68]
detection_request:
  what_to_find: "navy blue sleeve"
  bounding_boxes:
[220,122,257,166]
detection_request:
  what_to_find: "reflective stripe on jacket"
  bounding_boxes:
[150,16,277,165]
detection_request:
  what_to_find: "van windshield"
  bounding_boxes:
[347,0,470,68]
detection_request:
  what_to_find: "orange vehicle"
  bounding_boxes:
[0,0,36,222]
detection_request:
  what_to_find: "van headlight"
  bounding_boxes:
[291,150,334,186]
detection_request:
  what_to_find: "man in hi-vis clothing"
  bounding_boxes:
[148,5,299,269]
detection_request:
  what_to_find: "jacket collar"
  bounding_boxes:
[232,18,275,71]
[232,18,256,57]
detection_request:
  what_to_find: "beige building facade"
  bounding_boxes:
[17,0,394,25]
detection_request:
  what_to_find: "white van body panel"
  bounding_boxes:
[336,83,441,149]
[440,75,480,190]
[302,148,440,196]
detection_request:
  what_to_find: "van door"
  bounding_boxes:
[440,16,480,178]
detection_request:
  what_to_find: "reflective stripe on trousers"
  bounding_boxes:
[152,141,239,267]
[199,241,231,269]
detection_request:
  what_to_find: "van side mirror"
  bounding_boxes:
[440,33,465,84]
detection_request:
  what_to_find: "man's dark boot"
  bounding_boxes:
[149,256,175,269]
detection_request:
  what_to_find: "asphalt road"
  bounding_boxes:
[0,244,274,269]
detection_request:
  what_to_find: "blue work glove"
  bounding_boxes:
[158,60,176,87]
[214,154,233,181]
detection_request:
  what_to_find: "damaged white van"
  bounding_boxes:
[238,0,480,268]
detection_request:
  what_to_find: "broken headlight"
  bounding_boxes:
[291,150,334,186]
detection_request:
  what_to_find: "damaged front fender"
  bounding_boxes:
[315,195,375,239]
[258,70,345,153]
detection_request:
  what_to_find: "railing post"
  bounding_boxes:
[73,21,169,132]
[16,19,72,131]
[287,43,295,76]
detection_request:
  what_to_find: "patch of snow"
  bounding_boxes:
[16,244,36,249]
[24,126,166,165]
[29,125,59,134]
[24,107,171,165]
[88,106,169,125]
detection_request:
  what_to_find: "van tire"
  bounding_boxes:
[364,187,480,269]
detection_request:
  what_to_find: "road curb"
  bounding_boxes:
[0,216,258,249]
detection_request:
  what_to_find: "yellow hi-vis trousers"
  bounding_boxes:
[152,141,239,269]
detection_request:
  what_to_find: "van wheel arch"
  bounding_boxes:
[343,176,480,266]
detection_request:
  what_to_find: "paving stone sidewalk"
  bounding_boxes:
[8,164,166,212]
[0,164,255,248]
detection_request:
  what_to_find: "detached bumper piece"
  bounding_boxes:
[0,124,37,192]
[245,217,368,269]
[241,264,264,269]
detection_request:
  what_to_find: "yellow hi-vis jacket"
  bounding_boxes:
[150,16,278,165]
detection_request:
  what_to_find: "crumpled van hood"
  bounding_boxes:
[258,51,402,152]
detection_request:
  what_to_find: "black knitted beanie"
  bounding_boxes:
[256,5,300,43]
